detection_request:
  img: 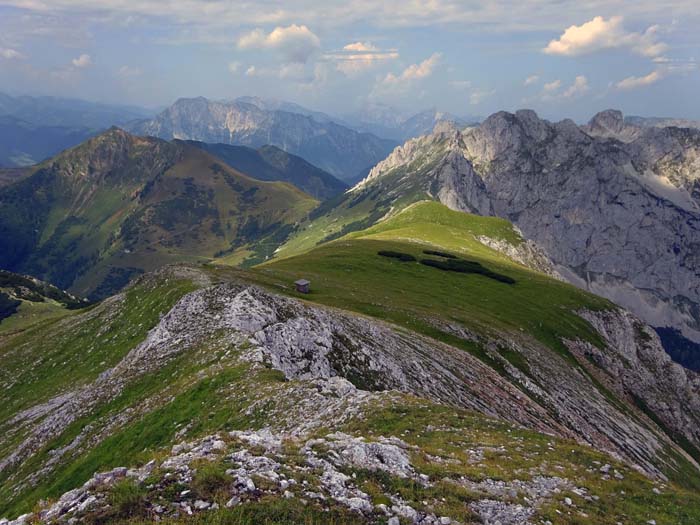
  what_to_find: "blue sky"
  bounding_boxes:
[0,1,698,122]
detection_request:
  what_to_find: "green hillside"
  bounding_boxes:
[0,264,698,525]
[186,141,348,200]
[273,137,454,259]
[0,128,317,299]
[0,270,85,334]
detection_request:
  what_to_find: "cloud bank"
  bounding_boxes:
[544,16,667,58]
[238,24,320,63]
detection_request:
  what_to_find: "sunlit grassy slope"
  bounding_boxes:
[346,200,522,257]
[249,201,609,360]
[271,138,454,259]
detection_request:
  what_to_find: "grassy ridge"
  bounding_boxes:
[0,278,197,426]
[352,201,523,247]
[250,236,608,361]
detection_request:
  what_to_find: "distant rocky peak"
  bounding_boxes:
[70,126,136,158]
[460,110,547,161]
[167,96,217,116]
[514,109,551,141]
[581,109,648,143]
[588,109,626,135]
[432,119,460,135]
[479,110,550,142]
[52,127,180,184]
[173,96,209,106]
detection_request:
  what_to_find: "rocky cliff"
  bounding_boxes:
[355,109,700,345]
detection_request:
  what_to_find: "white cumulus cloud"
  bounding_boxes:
[237,24,320,63]
[343,42,377,52]
[561,75,589,97]
[543,79,561,92]
[544,16,667,58]
[540,76,589,100]
[71,53,92,68]
[524,75,539,86]
[382,53,441,85]
[615,70,663,90]
[326,41,399,75]
[0,47,24,59]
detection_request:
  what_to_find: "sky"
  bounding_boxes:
[0,0,698,122]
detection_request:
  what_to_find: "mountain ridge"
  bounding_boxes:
[0,127,317,299]
[1,237,699,522]
[1,194,699,523]
[185,140,348,200]
[127,97,397,183]
[0,92,152,129]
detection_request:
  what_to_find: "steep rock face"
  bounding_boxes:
[475,235,561,278]
[583,109,643,142]
[569,309,700,448]
[128,98,397,182]
[356,110,700,344]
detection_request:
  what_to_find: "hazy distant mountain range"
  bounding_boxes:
[236,96,479,142]
[127,97,398,183]
[341,102,480,142]
[234,96,339,124]
[0,93,154,167]
[626,115,700,129]
[0,115,94,167]
[0,93,152,129]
